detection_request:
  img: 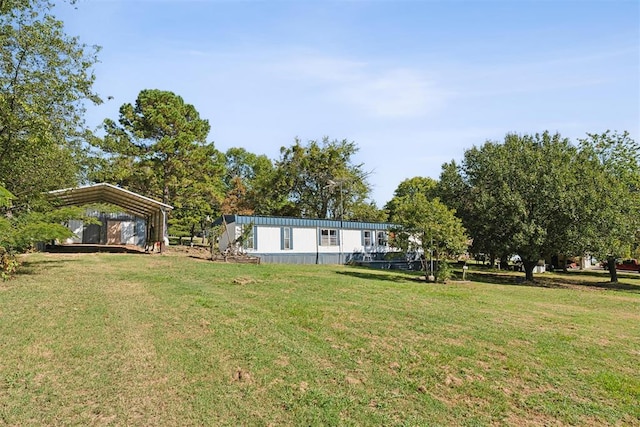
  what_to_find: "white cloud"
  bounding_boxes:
[270,54,449,119]
[338,68,447,118]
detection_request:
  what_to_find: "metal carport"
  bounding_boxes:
[48,183,173,251]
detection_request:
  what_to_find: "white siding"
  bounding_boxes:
[65,220,83,244]
[342,229,364,253]
[253,227,385,254]
[250,226,319,253]
[292,228,318,252]
[122,221,136,245]
[254,226,280,252]
[217,219,395,263]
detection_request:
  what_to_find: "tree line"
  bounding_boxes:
[86,89,383,241]
[1,0,638,282]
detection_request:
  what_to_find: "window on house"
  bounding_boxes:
[241,225,255,249]
[282,227,292,250]
[377,231,387,246]
[363,230,372,246]
[320,228,338,246]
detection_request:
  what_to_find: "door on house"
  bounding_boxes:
[107,220,122,245]
[83,224,101,244]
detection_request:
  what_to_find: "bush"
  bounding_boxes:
[0,248,19,280]
[437,260,453,283]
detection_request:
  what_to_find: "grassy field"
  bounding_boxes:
[1,252,639,426]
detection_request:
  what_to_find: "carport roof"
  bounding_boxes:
[48,183,173,218]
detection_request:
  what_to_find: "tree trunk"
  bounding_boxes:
[607,256,618,283]
[523,260,536,282]
[500,255,509,270]
[190,224,195,245]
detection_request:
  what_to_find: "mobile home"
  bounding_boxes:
[215,214,399,264]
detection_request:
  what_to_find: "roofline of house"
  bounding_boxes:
[213,214,397,230]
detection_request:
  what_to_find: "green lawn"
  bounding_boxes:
[1,253,639,426]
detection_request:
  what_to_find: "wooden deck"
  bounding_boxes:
[44,244,146,254]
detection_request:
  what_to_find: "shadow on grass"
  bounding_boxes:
[466,270,640,293]
[16,258,80,276]
[342,265,640,293]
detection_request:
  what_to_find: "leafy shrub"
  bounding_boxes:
[0,248,19,280]
[437,260,453,283]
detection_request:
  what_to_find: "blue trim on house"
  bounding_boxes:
[214,214,396,230]
[253,225,258,249]
[280,227,284,250]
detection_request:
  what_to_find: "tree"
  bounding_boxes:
[0,0,103,275]
[222,147,282,215]
[349,201,387,222]
[389,192,468,281]
[169,145,225,244]
[89,89,225,241]
[578,131,640,282]
[0,183,102,278]
[0,0,100,207]
[92,90,212,203]
[220,176,254,215]
[385,177,438,219]
[438,159,507,264]
[0,185,14,209]
[275,137,373,219]
[224,147,273,188]
[440,132,593,281]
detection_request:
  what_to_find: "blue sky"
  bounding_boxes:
[55,0,639,206]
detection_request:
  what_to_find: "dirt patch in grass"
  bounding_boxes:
[232,276,256,285]
[231,367,253,383]
[166,245,211,259]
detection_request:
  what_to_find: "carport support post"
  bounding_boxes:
[145,215,151,251]
[161,209,167,253]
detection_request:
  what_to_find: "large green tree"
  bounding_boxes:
[438,159,508,264]
[222,147,282,215]
[169,145,225,243]
[0,0,100,207]
[90,89,225,240]
[0,0,104,276]
[439,132,594,281]
[274,137,373,219]
[578,130,640,282]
